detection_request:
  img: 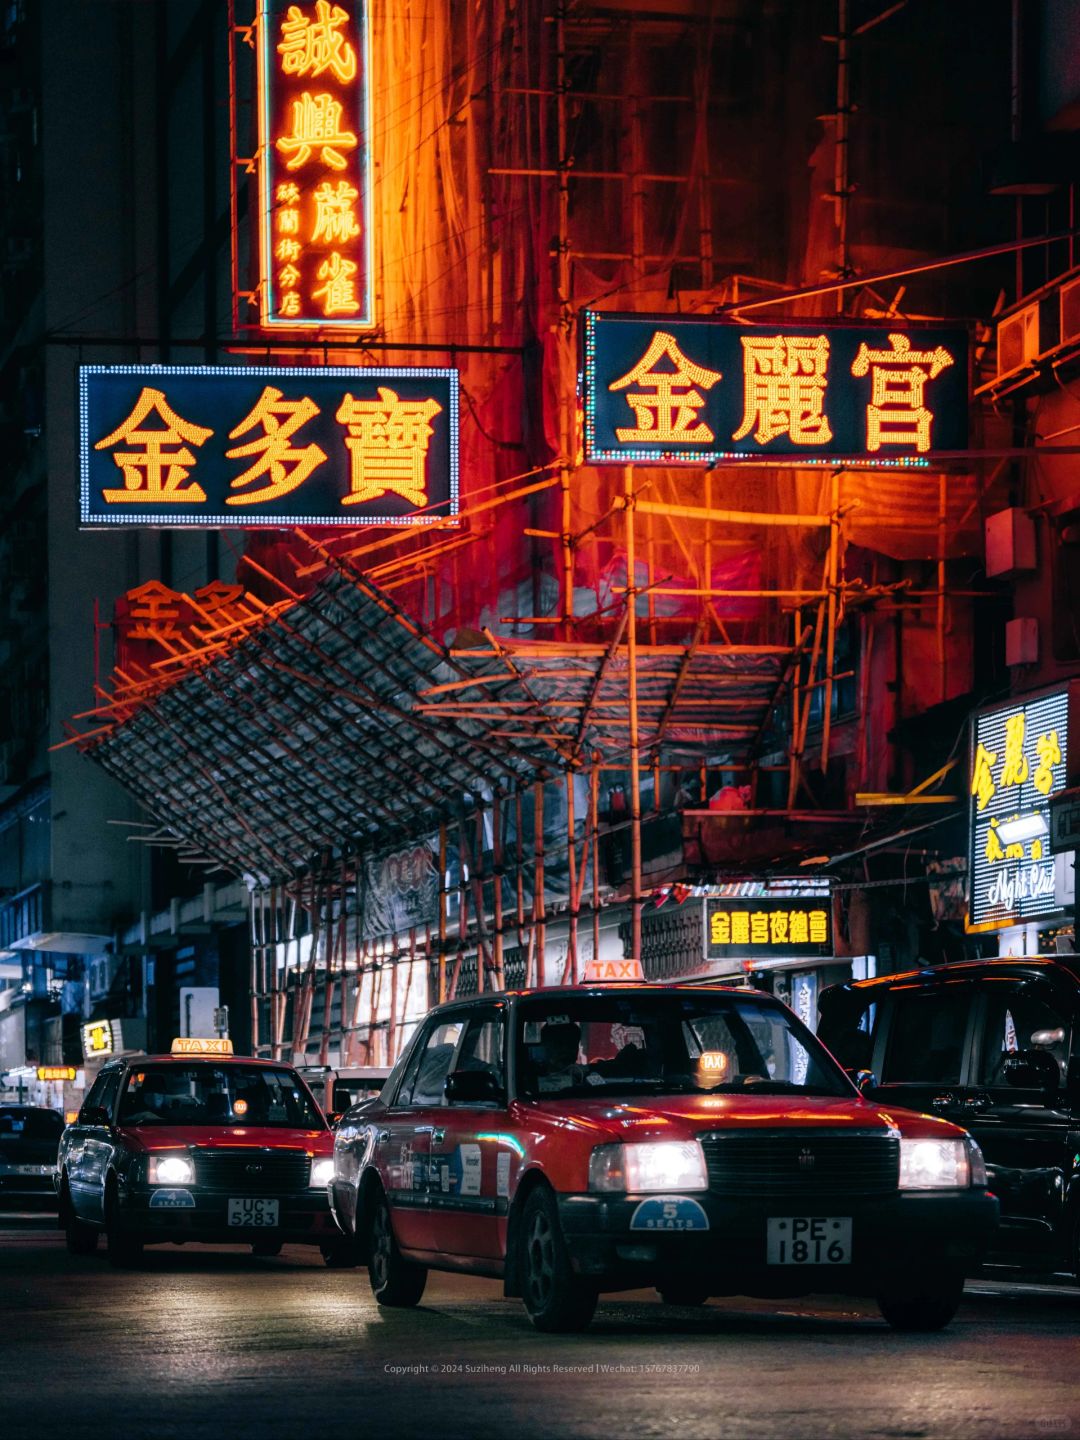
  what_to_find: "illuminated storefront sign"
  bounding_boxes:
[969,689,1070,927]
[703,898,832,961]
[36,1066,77,1082]
[81,1019,118,1060]
[79,365,458,527]
[257,0,372,329]
[582,313,968,466]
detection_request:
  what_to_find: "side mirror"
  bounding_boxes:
[845,1068,877,1095]
[445,1069,504,1105]
[81,1106,112,1128]
[326,1111,343,1126]
[1003,1051,1059,1092]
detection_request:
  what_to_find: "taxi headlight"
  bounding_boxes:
[147,1154,194,1186]
[309,1158,335,1188]
[588,1140,708,1194]
[898,1136,984,1190]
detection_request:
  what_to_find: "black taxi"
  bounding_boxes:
[329,984,998,1332]
[57,1038,350,1266]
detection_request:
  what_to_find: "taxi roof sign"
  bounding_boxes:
[171,1036,234,1056]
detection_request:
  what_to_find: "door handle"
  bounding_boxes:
[432,1129,446,1145]
[930,1093,955,1110]
[377,1130,390,1143]
[962,1093,992,1110]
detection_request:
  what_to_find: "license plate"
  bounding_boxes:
[227,1197,280,1228]
[15,1165,53,1176]
[767,1216,851,1264]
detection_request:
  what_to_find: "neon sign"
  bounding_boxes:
[79,365,458,528]
[582,313,968,466]
[703,898,832,960]
[257,0,372,329]
[968,690,1070,927]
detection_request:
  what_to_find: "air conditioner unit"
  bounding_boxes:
[985,507,1036,576]
[997,303,1040,375]
[1005,616,1038,667]
[1061,275,1080,346]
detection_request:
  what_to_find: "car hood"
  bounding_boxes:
[118,1126,333,1154]
[517,1091,962,1141]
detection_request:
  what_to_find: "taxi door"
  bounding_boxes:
[66,1069,122,1222]
[963,981,1077,1242]
[374,1015,466,1255]
[427,1005,510,1262]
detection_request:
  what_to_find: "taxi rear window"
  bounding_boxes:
[117,1064,324,1129]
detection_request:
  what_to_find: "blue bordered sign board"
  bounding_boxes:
[581,311,969,467]
[79,364,459,528]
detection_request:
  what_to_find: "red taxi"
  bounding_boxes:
[328,985,998,1332]
[56,1038,350,1266]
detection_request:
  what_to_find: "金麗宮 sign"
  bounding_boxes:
[257,0,372,329]
[969,689,1070,927]
[582,312,969,466]
[703,897,832,961]
[79,365,458,528]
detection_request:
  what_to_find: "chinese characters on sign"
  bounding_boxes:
[583,313,968,466]
[968,690,1070,927]
[703,898,832,961]
[257,0,372,328]
[79,366,458,527]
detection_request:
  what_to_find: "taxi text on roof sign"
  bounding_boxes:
[171,1037,235,1056]
[79,365,458,528]
[582,313,969,467]
[256,0,373,330]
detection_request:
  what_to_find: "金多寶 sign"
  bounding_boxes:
[79,365,458,527]
[257,0,372,329]
[969,689,1070,927]
[703,897,832,961]
[582,312,969,466]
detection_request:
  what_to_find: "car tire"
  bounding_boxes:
[60,1180,99,1256]
[518,1186,598,1334]
[368,1191,427,1307]
[105,1182,144,1269]
[657,1283,710,1307]
[321,1240,358,1268]
[876,1273,964,1331]
[251,1241,283,1258]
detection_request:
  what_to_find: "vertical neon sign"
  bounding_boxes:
[257,0,373,330]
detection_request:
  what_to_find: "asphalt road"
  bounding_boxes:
[1,1212,1078,1440]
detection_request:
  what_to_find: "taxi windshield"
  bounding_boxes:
[117,1064,324,1129]
[516,992,851,1100]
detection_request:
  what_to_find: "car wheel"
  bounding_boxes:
[251,1241,283,1258]
[368,1190,426,1306]
[321,1240,358,1268]
[518,1186,598,1333]
[105,1182,144,1269]
[876,1273,964,1331]
[657,1282,710,1307]
[60,1180,99,1256]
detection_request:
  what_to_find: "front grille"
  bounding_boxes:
[192,1148,310,1194]
[699,1130,899,1198]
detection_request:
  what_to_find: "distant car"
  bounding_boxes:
[296,1066,392,1123]
[819,955,1080,1280]
[0,1106,63,1202]
[56,1038,353,1267]
[329,984,998,1333]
